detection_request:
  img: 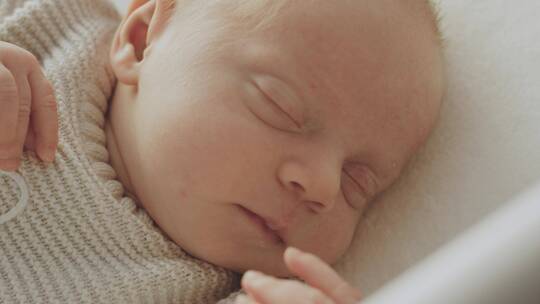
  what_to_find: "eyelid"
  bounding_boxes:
[343,169,367,195]
[341,170,367,210]
[344,164,378,198]
[256,85,302,129]
[244,81,299,132]
[252,74,305,129]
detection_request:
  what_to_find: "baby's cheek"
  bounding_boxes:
[297,208,360,265]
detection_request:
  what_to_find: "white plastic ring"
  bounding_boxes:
[0,170,29,225]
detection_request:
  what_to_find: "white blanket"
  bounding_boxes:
[335,0,540,295]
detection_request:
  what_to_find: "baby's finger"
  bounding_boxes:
[11,71,32,162]
[27,64,58,163]
[284,247,361,304]
[0,63,18,143]
[242,270,334,304]
[23,126,37,151]
[0,63,19,170]
[235,294,260,304]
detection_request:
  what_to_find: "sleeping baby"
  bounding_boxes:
[0,0,444,303]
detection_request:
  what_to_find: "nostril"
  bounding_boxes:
[290,181,304,192]
[307,200,328,213]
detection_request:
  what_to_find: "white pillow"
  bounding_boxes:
[335,0,540,295]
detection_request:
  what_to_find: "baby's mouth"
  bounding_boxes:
[236,204,285,245]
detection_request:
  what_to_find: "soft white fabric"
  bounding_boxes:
[334,0,540,295]
[362,181,540,303]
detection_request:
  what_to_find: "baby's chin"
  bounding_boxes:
[181,240,293,277]
[224,256,293,278]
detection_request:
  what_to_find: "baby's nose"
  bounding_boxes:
[277,160,341,213]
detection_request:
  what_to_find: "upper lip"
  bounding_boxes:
[259,213,288,231]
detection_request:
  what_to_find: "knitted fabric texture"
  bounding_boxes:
[0,0,242,303]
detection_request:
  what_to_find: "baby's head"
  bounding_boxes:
[106,0,445,277]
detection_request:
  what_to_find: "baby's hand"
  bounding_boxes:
[237,247,362,304]
[0,41,58,171]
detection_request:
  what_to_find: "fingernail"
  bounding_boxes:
[243,270,262,281]
[286,246,302,257]
[243,270,265,288]
[235,295,250,304]
[40,149,55,163]
[0,158,20,171]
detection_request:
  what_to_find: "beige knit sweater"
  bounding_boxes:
[0,0,243,303]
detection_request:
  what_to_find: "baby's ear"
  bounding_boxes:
[110,0,175,86]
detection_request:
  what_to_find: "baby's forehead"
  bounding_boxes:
[221,0,437,35]
[181,0,443,140]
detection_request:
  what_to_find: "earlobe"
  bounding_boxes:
[111,42,140,85]
[110,0,172,86]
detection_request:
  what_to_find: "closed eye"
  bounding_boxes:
[257,88,302,129]
[255,79,302,128]
[341,168,371,211]
[245,81,301,132]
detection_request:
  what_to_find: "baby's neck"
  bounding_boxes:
[105,83,139,204]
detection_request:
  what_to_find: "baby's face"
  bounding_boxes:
[109,1,444,277]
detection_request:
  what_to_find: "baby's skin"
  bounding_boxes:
[0,0,444,302]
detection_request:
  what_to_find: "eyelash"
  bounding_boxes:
[269,102,302,130]
[252,84,302,130]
